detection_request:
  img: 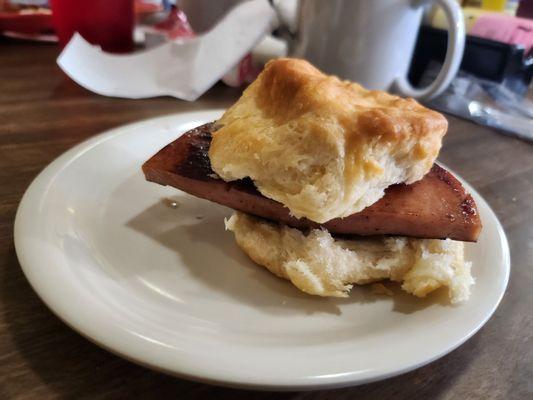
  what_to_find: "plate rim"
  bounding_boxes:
[14,110,511,391]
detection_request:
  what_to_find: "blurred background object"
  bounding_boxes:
[517,0,533,17]
[481,0,508,11]
[179,0,244,33]
[1,0,532,140]
[286,0,465,101]
[53,0,465,102]
[414,0,533,140]
[56,0,277,101]
[0,0,54,41]
[51,0,134,53]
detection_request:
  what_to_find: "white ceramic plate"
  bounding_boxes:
[14,110,510,390]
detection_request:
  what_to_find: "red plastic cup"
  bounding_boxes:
[51,0,134,53]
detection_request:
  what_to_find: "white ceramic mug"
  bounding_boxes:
[282,0,465,100]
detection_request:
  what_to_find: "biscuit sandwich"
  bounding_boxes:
[143,58,482,303]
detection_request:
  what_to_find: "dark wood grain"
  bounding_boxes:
[0,38,531,400]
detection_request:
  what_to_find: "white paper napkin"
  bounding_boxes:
[57,0,277,101]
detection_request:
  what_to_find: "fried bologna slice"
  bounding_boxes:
[143,123,482,241]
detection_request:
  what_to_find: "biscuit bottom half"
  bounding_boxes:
[225,212,474,303]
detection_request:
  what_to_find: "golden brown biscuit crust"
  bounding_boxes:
[252,58,446,149]
[210,58,448,223]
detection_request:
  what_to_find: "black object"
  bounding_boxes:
[409,26,533,96]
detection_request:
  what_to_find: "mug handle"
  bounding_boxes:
[394,0,465,101]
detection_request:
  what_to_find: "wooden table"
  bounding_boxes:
[1,39,531,400]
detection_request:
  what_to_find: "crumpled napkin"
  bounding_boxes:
[57,0,277,101]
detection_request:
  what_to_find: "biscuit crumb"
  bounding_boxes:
[371,283,394,296]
